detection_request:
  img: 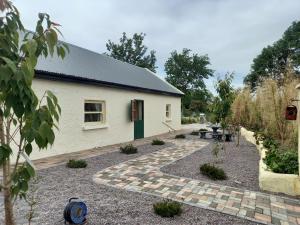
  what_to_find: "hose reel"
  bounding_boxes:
[64,198,87,225]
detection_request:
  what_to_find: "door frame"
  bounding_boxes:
[132,99,144,140]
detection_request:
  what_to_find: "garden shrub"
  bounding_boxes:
[253,131,266,145]
[262,137,279,150]
[181,117,199,124]
[200,163,227,180]
[152,139,165,145]
[264,148,298,174]
[153,200,182,217]
[66,159,87,168]
[190,130,199,135]
[175,134,186,139]
[120,144,138,154]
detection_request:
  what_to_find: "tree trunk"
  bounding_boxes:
[236,125,240,147]
[0,116,15,225]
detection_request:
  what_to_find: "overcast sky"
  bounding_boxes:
[14,0,300,92]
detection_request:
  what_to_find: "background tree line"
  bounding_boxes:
[244,21,300,90]
[106,33,214,116]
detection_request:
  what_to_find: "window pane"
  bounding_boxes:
[166,104,171,112]
[84,113,102,122]
[85,103,102,112]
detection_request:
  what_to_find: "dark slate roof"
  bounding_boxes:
[35,43,183,96]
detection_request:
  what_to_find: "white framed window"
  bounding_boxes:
[166,104,171,120]
[84,100,106,124]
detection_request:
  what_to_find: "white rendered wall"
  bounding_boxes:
[17,79,181,161]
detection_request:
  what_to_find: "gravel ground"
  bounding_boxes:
[162,134,260,191]
[0,138,259,225]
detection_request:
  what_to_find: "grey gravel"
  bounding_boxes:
[0,139,259,225]
[162,134,260,191]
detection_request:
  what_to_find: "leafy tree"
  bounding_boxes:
[0,1,68,224]
[212,73,235,129]
[165,48,214,114]
[189,89,213,114]
[106,32,157,72]
[244,21,300,90]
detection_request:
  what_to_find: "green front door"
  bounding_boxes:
[133,100,144,139]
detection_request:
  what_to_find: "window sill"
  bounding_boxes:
[165,119,172,122]
[82,124,109,131]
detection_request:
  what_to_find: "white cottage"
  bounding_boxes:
[28,43,183,160]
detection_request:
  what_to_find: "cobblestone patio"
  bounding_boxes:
[94,138,300,225]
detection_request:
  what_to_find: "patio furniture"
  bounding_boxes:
[199,131,209,139]
[225,133,232,142]
[212,132,223,141]
[211,126,220,134]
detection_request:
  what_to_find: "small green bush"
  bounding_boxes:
[152,139,165,145]
[181,117,199,124]
[153,200,182,217]
[120,144,138,154]
[200,163,227,180]
[175,134,186,139]
[264,148,298,174]
[66,159,87,168]
[262,137,279,150]
[190,130,199,135]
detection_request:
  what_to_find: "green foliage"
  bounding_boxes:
[244,21,300,90]
[0,0,68,202]
[190,130,199,135]
[11,163,35,198]
[120,144,138,154]
[175,134,186,139]
[200,163,227,180]
[264,148,298,174]
[66,159,87,168]
[106,32,156,72]
[165,48,213,113]
[153,200,182,217]
[262,137,279,150]
[212,73,235,126]
[152,139,165,145]
[181,117,199,124]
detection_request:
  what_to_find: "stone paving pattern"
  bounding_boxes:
[94,138,300,225]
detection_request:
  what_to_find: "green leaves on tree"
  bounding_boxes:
[0,144,12,166]
[244,21,300,90]
[106,32,157,72]
[165,48,214,114]
[0,0,68,205]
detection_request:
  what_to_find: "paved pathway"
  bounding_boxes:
[94,138,300,225]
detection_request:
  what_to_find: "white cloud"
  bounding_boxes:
[14,0,300,90]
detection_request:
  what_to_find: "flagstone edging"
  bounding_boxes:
[241,127,300,197]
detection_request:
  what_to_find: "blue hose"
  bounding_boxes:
[64,198,87,224]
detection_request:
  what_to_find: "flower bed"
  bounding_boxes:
[241,127,300,196]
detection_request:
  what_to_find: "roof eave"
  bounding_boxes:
[35,70,184,97]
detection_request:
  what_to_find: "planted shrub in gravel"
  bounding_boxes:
[190,130,199,135]
[153,200,182,217]
[66,159,87,168]
[175,134,186,139]
[200,163,227,180]
[152,139,165,145]
[120,144,138,154]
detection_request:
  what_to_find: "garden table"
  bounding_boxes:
[199,131,209,139]
[211,126,220,134]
